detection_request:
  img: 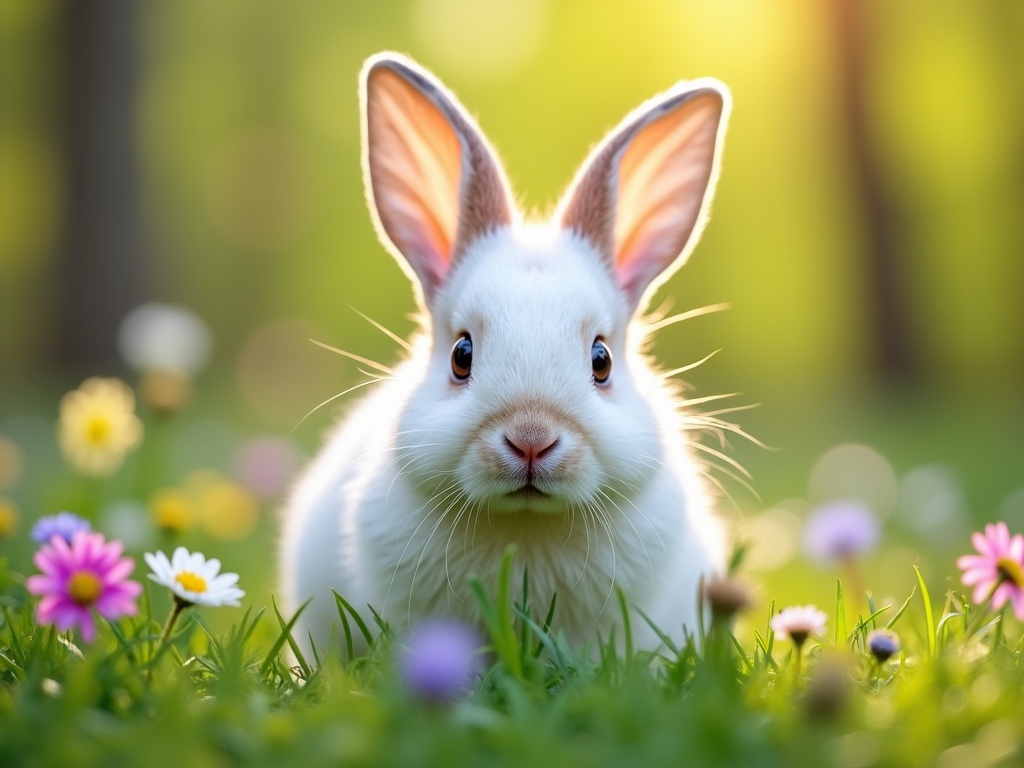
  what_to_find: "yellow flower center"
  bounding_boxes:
[175,571,207,593]
[85,416,111,446]
[997,557,1024,588]
[68,571,102,606]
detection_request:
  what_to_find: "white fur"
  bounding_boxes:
[279,227,726,655]
[279,53,730,658]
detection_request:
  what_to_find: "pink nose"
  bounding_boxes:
[504,431,559,465]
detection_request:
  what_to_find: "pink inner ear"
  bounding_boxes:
[366,66,464,294]
[612,92,723,302]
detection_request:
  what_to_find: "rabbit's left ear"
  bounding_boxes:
[557,80,730,311]
[361,53,515,307]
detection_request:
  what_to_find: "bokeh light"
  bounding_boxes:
[0,435,24,490]
[807,443,898,517]
[100,500,154,551]
[118,303,213,377]
[412,0,548,80]
[234,435,303,501]
[896,464,969,546]
[236,317,351,428]
[738,500,804,572]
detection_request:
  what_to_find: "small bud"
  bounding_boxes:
[866,629,900,664]
[140,369,192,414]
[804,654,851,720]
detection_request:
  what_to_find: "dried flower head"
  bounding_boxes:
[58,378,143,477]
[705,576,754,619]
[139,369,192,414]
[804,653,851,720]
[26,530,142,642]
[957,522,1024,619]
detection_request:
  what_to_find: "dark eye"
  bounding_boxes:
[451,334,473,381]
[591,338,612,384]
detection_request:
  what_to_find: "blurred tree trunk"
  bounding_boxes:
[53,0,147,376]
[831,0,917,381]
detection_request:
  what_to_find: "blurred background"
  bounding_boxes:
[0,0,1022,629]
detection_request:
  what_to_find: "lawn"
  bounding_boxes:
[2,375,1024,768]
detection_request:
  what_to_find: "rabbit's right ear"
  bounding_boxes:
[556,80,729,312]
[361,53,515,307]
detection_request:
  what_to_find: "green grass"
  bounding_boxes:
[2,543,1024,768]
[2,387,1023,766]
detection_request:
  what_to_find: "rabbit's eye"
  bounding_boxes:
[591,338,612,384]
[451,334,473,381]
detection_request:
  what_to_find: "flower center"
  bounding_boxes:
[788,629,810,648]
[85,416,111,445]
[997,557,1024,588]
[175,571,207,593]
[67,571,102,606]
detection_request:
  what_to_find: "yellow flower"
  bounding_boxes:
[58,378,143,477]
[0,498,18,537]
[150,488,195,533]
[0,435,24,491]
[185,470,259,541]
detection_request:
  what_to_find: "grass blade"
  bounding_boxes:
[534,592,558,659]
[834,579,847,646]
[511,605,569,680]
[914,566,935,657]
[637,607,682,658]
[616,586,633,670]
[332,590,374,649]
[260,596,312,676]
[885,585,917,630]
[272,595,310,678]
[848,605,892,644]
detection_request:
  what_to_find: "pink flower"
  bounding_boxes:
[769,605,828,648]
[957,522,1024,619]
[26,531,142,642]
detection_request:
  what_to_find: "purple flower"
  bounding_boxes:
[803,500,880,565]
[32,512,92,545]
[26,530,142,642]
[399,621,483,701]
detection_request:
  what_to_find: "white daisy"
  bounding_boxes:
[144,546,244,607]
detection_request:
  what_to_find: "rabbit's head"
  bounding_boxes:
[361,53,729,516]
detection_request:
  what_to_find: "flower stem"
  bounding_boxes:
[147,597,189,683]
[159,597,188,645]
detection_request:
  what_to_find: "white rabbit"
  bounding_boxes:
[279,52,732,656]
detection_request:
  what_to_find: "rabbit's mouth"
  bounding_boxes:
[506,483,550,500]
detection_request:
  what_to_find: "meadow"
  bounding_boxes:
[2,369,1024,768]
[2,2,1024,766]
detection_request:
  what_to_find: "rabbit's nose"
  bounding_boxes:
[504,427,559,466]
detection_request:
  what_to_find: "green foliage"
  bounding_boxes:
[3,551,1024,768]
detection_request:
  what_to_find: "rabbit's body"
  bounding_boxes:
[280,53,733,656]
